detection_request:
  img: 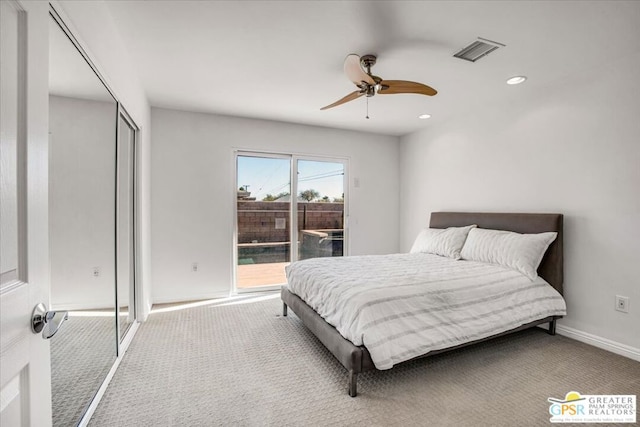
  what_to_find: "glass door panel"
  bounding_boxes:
[236,155,291,289]
[296,159,345,261]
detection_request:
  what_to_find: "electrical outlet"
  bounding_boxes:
[92,267,100,277]
[192,262,198,272]
[615,295,629,313]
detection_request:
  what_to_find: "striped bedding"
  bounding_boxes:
[285,253,566,370]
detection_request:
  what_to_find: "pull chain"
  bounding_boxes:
[366,97,370,120]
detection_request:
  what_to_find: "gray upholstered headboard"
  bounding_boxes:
[429,212,564,295]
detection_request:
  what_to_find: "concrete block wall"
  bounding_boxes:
[237,201,344,244]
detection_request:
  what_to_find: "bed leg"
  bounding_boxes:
[548,319,556,335]
[348,370,357,397]
[282,302,288,317]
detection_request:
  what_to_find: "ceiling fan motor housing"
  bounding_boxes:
[365,85,375,97]
[359,55,382,96]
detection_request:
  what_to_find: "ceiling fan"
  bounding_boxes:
[321,54,437,111]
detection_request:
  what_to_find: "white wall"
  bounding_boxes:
[56,0,152,319]
[49,95,116,310]
[399,52,640,351]
[151,108,400,303]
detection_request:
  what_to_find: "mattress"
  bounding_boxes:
[285,253,567,370]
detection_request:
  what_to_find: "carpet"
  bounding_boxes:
[89,294,639,426]
[51,314,117,427]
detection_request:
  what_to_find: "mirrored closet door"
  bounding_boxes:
[48,7,138,426]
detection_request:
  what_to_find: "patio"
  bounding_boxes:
[236,262,289,288]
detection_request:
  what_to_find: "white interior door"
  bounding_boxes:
[1,1,53,426]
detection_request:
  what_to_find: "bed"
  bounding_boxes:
[281,212,565,396]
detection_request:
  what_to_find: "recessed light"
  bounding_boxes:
[418,114,432,119]
[506,76,527,85]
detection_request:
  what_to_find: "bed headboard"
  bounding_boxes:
[429,212,564,295]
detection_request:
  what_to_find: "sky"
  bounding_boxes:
[237,156,344,201]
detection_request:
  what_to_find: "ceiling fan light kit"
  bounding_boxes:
[321,53,438,114]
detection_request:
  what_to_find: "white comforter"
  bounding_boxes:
[285,253,566,370]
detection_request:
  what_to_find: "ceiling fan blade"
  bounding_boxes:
[378,80,437,96]
[344,54,375,86]
[320,90,364,110]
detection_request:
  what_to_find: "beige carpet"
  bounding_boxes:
[89,294,639,426]
[50,314,116,427]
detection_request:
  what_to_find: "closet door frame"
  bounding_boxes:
[115,105,140,354]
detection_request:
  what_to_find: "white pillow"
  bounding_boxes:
[460,228,557,280]
[410,225,477,260]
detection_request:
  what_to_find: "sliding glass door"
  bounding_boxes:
[234,153,347,291]
[296,159,345,261]
[236,154,292,288]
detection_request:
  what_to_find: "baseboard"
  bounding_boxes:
[142,302,152,321]
[151,291,231,306]
[555,324,640,362]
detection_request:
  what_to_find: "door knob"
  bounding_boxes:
[31,303,69,339]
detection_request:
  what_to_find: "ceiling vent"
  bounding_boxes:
[453,37,505,62]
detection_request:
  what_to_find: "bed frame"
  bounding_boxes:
[281,212,564,397]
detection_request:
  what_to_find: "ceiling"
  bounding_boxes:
[102,1,640,136]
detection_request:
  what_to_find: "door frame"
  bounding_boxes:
[116,105,140,351]
[232,150,349,294]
